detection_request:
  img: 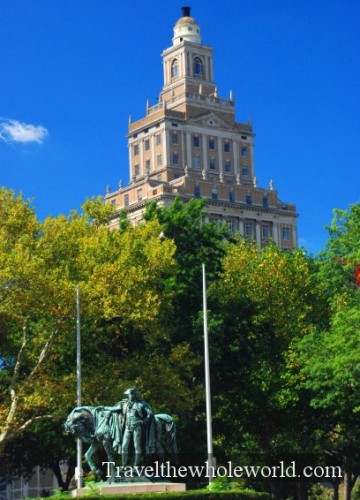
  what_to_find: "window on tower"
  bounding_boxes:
[173,153,179,165]
[193,155,200,168]
[282,226,290,241]
[172,133,178,145]
[209,158,216,170]
[262,224,270,239]
[194,57,204,76]
[245,223,254,238]
[227,220,237,234]
[171,59,178,78]
[224,142,231,152]
[208,139,215,150]
[193,136,199,147]
[224,160,231,172]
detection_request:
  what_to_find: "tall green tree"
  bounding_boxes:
[0,189,176,455]
[144,197,230,322]
[296,294,360,500]
[144,197,231,452]
[316,203,360,298]
[294,203,360,500]
[208,240,320,497]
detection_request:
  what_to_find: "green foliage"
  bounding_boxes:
[4,192,360,499]
[144,197,230,289]
[317,203,360,299]
[0,420,76,490]
[207,476,232,492]
[42,489,269,500]
[82,196,115,227]
[144,197,231,450]
[324,204,360,261]
[82,477,100,496]
[350,480,360,499]
[43,489,69,500]
[117,209,131,233]
[207,239,320,464]
[292,202,360,499]
[298,294,360,411]
[0,189,176,454]
[308,483,333,499]
[295,292,360,483]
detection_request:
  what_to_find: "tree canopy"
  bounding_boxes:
[0,189,176,455]
[2,190,360,499]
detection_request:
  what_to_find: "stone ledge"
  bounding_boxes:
[71,482,186,497]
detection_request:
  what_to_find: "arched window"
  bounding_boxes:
[171,59,178,78]
[193,57,204,76]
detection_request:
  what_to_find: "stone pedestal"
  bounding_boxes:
[71,481,186,497]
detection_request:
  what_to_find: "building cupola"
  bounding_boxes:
[172,6,202,45]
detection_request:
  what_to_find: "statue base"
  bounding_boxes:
[70,480,186,496]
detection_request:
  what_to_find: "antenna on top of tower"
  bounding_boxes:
[181,6,191,17]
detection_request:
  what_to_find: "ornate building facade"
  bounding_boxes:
[106,7,298,248]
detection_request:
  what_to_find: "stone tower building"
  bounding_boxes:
[106,7,298,248]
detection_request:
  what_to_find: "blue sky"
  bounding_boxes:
[1,0,359,255]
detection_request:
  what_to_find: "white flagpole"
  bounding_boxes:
[76,285,83,489]
[202,264,214,484]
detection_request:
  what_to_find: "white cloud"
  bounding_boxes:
[0,118,48,144]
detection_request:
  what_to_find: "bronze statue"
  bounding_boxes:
[119,388,154,467]
[64,387,177,482]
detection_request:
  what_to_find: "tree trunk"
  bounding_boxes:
[64,460,76,491]
[296,481,308,500]
[51,461,75,492]
[0,436,7,456]
[343,470,352,500]
[0,429,15,456]
[52,462,65,491]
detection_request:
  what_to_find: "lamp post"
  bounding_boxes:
[75,285,82,489]
[202,264,214,484]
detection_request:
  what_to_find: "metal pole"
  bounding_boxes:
[76,285,83,489]
[202,264,214,484]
